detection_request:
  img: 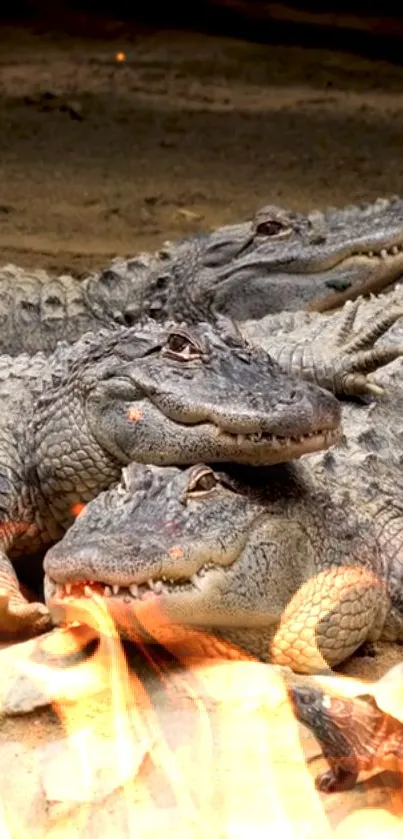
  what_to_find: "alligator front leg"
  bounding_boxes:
[270,565,385,674]
[0,553,50,637]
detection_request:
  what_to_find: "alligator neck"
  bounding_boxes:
[22,383,122,541]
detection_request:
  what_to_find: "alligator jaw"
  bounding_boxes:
[232,238,403,277]
[332,248,403,273]
[46,570,211,605]
[121,394,340,466]
[310,250,403,313]
[46,566,279,632]
[204,424,340,464]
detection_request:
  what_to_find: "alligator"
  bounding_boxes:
[3,195,403,355]
[0,317,349,638]
[43,291,403,674]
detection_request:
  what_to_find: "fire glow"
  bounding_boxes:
[0,592,402,835]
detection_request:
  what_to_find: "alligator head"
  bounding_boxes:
[208,197,403,319]
[45,459,380,672]
[84,197,403,323]
[48,319,339,470]
[44,461,306,640]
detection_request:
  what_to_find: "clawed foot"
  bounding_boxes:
[328,300,403,397]
[261,299,403,398]
[0,589,51,637]
[315,767,357,793]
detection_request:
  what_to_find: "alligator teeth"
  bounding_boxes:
[190,573,203,591]
[363,246,403,259]
[53,574,213,602]
[358,244,403,259]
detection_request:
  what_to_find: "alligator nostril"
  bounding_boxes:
[155,274,169,290]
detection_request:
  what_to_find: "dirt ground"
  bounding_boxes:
[1,21,403,835]
[2,24,403,275]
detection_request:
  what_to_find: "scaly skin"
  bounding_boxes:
[243,293,403,397]
[3,196,403,354]
[289,683,403,791]
[44,458,402,674]
[0,319,342,637]
[44,291,403,672]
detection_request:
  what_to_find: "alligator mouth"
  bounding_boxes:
[353,242,403,260]
[290,240,403,274]
[46,565,215,604]
[209,425,339,456]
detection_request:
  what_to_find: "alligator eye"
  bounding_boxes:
[255,219,292,238]
[187,467,218,496]
[163,329,204,361]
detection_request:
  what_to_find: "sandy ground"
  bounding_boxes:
[1,21,403,835]
[2,25,403,275]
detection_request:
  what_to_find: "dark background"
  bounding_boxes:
[2,3,403,61]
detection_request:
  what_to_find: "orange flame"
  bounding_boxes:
[114,51,126,63]
[0,569,402,834]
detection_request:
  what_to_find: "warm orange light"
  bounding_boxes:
[1,572,402,834]
[169,545,183,560]
[127,406,143,422]
[71,502,86,518]
[114,51,126,63]
[0,520,32,540]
